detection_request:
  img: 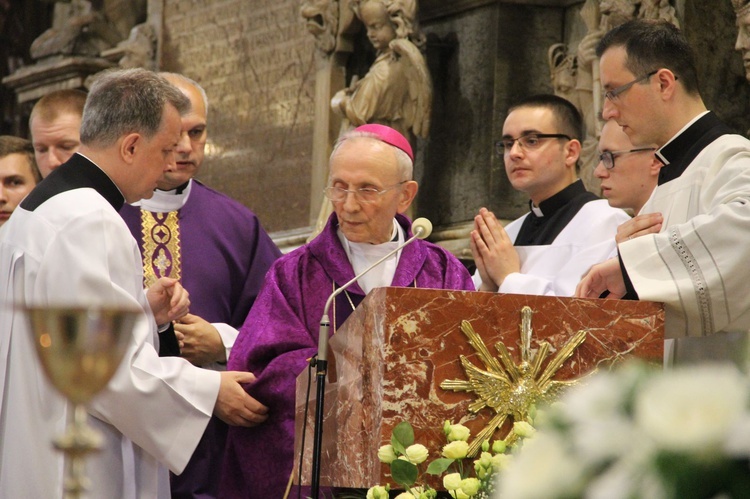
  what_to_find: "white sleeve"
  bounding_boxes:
[499,201,629,297]
[37,207,220,474]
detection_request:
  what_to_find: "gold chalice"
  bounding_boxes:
[24,306,139,498]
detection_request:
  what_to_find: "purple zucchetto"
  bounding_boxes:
[353,123,414,162]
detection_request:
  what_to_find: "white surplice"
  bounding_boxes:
[473,199,629,296]
[619,131,750,366]
[0,156,219,498]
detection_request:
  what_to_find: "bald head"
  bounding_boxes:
[156,73,208,191]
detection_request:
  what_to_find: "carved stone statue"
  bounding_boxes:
[549,0,679,193]
[307,0,432,238]
[734,0,750,83]
[30,0,147,61]
[108,23,157,70]
[300,0,341,54]
[330,0,432,140]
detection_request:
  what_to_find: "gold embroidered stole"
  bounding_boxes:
[141,210,181,288]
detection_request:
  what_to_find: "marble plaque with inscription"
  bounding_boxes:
[293,287,664,488]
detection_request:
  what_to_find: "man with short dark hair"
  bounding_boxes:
[29,88,86,177]
[576,20,750,366]
[0,68,268,498]
[472,94,628,296]
[0,136,40,227]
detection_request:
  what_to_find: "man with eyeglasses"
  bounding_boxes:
[221,124,474,498]
[472,94,628,297]
[595,119,661,218]
[576,20,750,367]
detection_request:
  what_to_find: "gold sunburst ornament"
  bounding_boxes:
[441,306,588,456]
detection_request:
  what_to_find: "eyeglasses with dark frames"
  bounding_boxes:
[495,133,572,156]
[599,148,657,170]
[603,70,659,102]
[324,181,407,204]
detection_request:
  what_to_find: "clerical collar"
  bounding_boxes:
[21,153,124,212]
[655,111,732,185]
[130,179,193,212]
[337,218,404,294]
[528,180,587,218]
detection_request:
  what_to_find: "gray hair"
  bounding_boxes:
[80,68,191,148]
[159,72,209,114]
[330,130,414,181]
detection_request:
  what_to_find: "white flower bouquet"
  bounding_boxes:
[368,419,532,499]
[494,361,750,499]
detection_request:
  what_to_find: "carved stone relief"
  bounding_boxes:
[30,0,146,61]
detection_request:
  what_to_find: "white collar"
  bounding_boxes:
[130,179,193,212]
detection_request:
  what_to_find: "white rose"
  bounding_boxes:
[460,477,481,496]
[446,423,471,442]
[367,485,390,499]
[495,433,584,499]
[377,444,397,464]
[635,365,747,454]
[442,440,469,459]
[513,421,536,438]
[443,472,462,490]
[404,443,429,464]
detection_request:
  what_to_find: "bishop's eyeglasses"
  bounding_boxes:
[598,148,657,169]
[324,181,406,204]
[495,133,571,156]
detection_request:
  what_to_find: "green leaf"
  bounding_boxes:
[391,459,418,487]
[426,458,454,475]
[391,421,415,454]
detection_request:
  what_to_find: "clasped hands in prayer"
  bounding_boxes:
[470,207,520,292]
[146,276,269,427]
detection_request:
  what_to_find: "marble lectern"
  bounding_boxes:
[294,287,664,488]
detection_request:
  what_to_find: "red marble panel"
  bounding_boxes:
[294,287,664,488]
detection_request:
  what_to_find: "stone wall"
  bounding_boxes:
[157,0,750,243]
[161,0,316,234]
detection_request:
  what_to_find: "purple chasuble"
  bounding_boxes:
[120,180,281,498]
[219,213,474,498]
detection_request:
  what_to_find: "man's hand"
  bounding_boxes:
[616,212,663,244]
[147,277,190,325]
[214,371,269,427]
[175,313,226,366]
[470,207,520,292]
[575,258,626,299]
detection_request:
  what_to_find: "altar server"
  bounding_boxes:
[220,124,475,498]
[0,136,40,228]
[0,68,267,498]
[595,118,663,244]
[472,94,629,296]
[576,20,750,366]
[29,88,86,178]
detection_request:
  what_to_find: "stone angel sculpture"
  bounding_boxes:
[308,0,431,239]
[330,0,432,141]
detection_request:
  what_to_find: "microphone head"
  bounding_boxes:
[411,217,433,239]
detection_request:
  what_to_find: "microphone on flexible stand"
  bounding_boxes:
[309,217,432,498]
